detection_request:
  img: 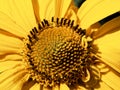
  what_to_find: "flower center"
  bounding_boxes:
[23,17,96,87]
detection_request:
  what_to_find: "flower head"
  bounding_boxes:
[0,0,120,90]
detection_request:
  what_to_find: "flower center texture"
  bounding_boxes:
[23,17,98,87]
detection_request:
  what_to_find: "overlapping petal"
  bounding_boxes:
[0,12,27,37]
[0,34,23,54]
[55,0,72,18]
[101,69,120,90]
[0,0,37,35]
[0,61,22,72]
[11,74,28,90]
[94,28,120,73]
[93,16,120,39]
[97,81,113,90]
[0,65,27,89]
[35,0,72,20]
[77,0,120,29]
[36,0,55,20]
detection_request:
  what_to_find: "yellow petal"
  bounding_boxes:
[66,8,78,25]
[21,80,36,90]
[30,83,40,90]
[32,0,41,22]
[94,29,120,73]
[55,0,72,18]
[0,54,22,61]
[9,0,37,31]
[94,16,120,39]
[60,84,69,90]
[0,65,25,83]
[0,65,26,89]
[0,34,23,54]
[0,0,37,34]
[101,69,120,90]
[0,0,12,19]
[96,81,113,90]
[37,0,55,20]
[0,61,22,72]
[77,0,120,29]
[12,74,29,90]
[0,12,27,37]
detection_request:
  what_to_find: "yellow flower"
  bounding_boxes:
[0,0,120,90]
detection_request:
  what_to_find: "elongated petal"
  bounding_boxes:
[97,81,113,90]
[11,74,29,90]
[0,0,12,18]
[94,29,120,73]
[77,0,120,29]
[0,0,37,35]
[55,0,72,18]
[0,65,26,89]
[93,16,120,39]
[32,0,41,22]
[0,64,24,83]
[0,55,22,73]
[0,34,23,54]
[9,0,37,32]
[0,54,22,61]
[0,12,27,37]
[101,69,120,90]
[66,8,78,25]
[37,0,55,20]
[21,79,36,90]
[0,61,22,72]
[37,0,72,20]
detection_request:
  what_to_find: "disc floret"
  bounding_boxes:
[23,17,98,87]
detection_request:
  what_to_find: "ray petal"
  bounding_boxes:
[0,65,25,83]
[94,29,120,73]
[37,0,55,20]
[0,54,22,61]
[11,74,29,90]
[0,12,27,37]
[77,0,120,29]
[65,8,78,25]
[0,34,23,54]
[32,0,41,22]
[0,0,37,34]
[8,0,37,33]
[55,0,72,18]
[96,81,113,90]
[0,65,26,89]
[93,16,120,39]
[21,79,36,90]
[0,61,22,72]
[101,69,120,90]
[0,0,11,16]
